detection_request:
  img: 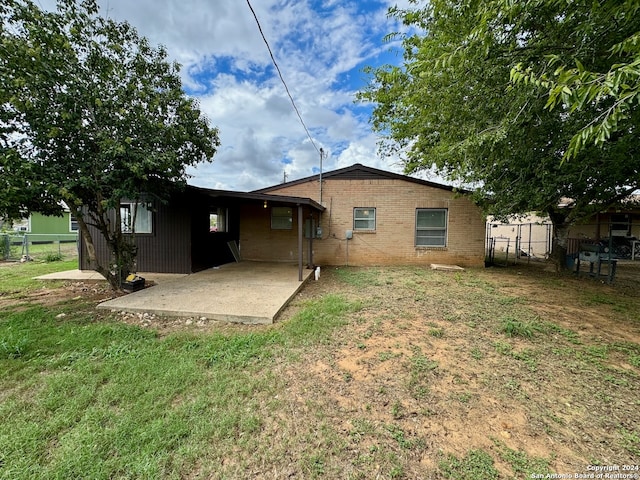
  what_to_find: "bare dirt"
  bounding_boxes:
[265,262,640,477]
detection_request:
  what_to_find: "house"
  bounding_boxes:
[10,210,78,235]
[79,186,325,277]
[1,208,78,261]
[566,199,640,258]
[254,164,486,268]
[486,196,640,261]
[79,164,487,276]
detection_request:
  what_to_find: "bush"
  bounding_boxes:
[44,252,64,262]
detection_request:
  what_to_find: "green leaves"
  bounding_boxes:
[360,0,640,235]
[1,0,220,289]
[508,0,640,159]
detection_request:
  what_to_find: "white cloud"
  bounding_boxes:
[40,0,417,191]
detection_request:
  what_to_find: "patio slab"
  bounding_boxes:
[35,270,186,283]
[96,262,314,324]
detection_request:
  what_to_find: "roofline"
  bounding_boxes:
[186,185,325,211]
[253,163,470,194]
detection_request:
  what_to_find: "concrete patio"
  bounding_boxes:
[94,262,314,324]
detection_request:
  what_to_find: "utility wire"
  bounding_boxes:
[245,0,320,155]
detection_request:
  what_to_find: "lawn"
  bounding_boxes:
[0,260,639,479]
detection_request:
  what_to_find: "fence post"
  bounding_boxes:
[22,235,29,259]
[2,235,8,260]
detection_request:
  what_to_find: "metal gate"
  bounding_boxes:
[486,222,553,266]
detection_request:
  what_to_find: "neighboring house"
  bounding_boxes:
[566,199,640,258]
[255,164,486,268]
[79,164,487,275]
[10,209,78,235]
[486,197,640,260]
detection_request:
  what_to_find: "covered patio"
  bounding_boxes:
[96,261,315,324]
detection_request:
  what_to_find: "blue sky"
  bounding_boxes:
[43,0,416,191]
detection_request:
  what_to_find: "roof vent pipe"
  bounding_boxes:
[319,148,326,205]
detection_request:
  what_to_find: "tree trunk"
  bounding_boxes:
[75,209,119,289]
[75,206,137,291]
[548,210,570,272]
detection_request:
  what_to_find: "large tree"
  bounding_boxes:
[0,0,219,288]
[360,0,640,264]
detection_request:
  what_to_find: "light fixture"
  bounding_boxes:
[263,200,268,209]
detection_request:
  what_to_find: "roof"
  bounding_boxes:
[186,185,325,212]
[254,163,467,194]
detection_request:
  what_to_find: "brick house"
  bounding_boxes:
[79,164,486,275]
[252,164,486,268]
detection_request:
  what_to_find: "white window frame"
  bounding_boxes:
[69,214,78,232]
[271,206,293,230]
[120,202,153,234]
[416,208,447,247]
[353,207,376,231]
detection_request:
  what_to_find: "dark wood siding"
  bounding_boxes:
[80,196,193,274]
[135,199,192,273]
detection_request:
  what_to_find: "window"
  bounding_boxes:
[210,208,227,232]
[69,214,78,232]
[416,209,447,247]
[610,214,630,237]
[354,207,376,231]
[120,202,152,234]
[271,207,292,230]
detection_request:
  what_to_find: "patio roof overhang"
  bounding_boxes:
[187,185,325,212]
[186,185,323,281]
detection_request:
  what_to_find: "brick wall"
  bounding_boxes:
[244,178,486,267]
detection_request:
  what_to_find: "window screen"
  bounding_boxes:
[271,207,293,230]
[354,208,376,230]
[416,209,447,247]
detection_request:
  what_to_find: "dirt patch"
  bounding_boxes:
[0,281,115,311]
[267,264,640,477]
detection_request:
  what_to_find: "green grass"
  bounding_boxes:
[500,316,535,338]
[2,262,640,478]
[0,259,77,293]
[0,291,360,479]
[439,449,500,480]
[333,267,385,287]
[493,439,552,476]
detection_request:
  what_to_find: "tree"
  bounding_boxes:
[0,0,220,289]
[507,0,640,159]
[360,0,640,265]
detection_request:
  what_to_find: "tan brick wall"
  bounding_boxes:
[239,203,314,265]
[248,178,486,267]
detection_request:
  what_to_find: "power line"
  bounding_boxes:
[245,0,320,155]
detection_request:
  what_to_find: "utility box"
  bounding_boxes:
[345,230,353,240]
[122,274,145,293]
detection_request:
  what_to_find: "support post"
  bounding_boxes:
[308,215,314,269]
[298,205,303,281]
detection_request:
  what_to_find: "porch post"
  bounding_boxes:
[308,217,314,268]
[298,204,303,281]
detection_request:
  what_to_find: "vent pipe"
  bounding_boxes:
[319,148,326,205]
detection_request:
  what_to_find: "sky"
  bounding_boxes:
[39,0,419,192]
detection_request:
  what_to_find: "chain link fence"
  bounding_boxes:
[486,222,553,266]
[1,234,79,262]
